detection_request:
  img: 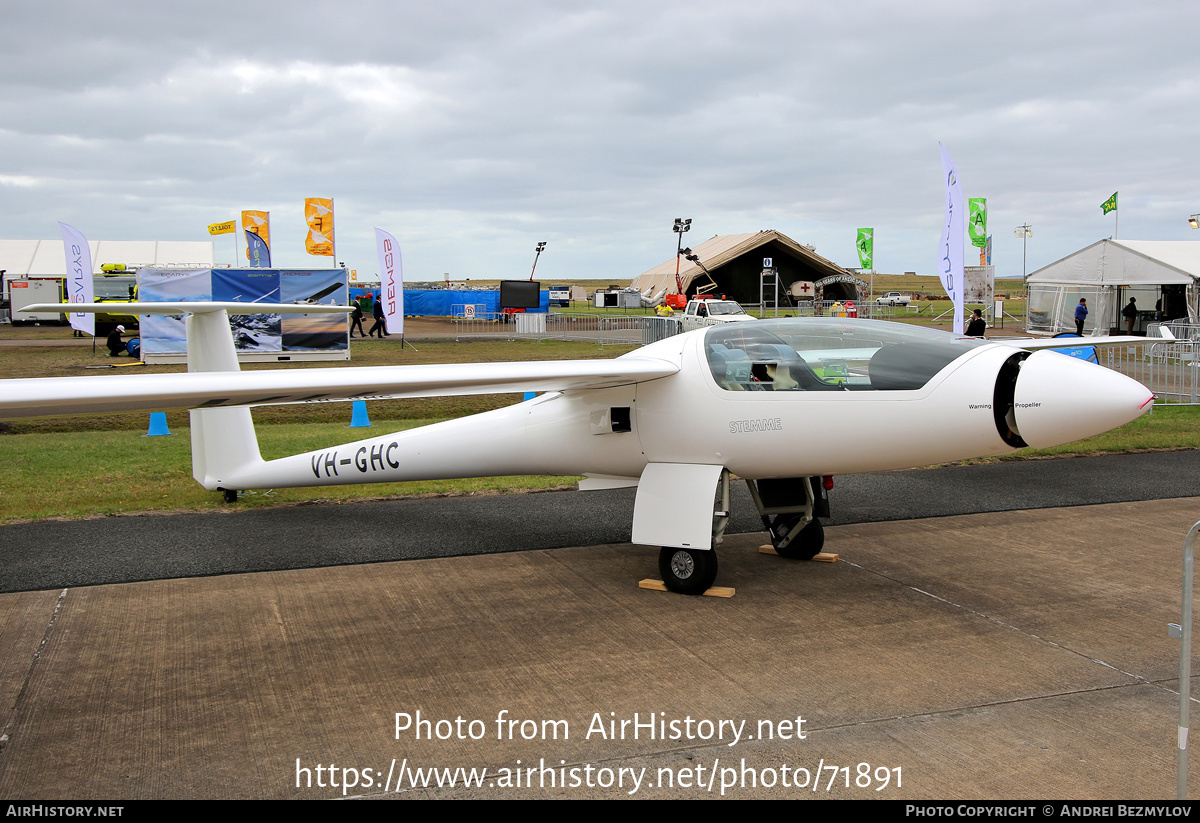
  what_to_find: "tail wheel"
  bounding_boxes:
[658,547,718,595]
[771,515,824,560]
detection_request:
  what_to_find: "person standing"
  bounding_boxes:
[1122,297,1138,335]
[966,309,986,337]
[1074,298,1088,335]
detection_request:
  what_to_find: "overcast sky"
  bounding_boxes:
[3,0,1198,283]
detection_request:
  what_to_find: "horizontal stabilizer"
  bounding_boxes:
[1003,335,1144,350]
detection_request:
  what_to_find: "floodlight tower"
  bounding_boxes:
[673,218,692,297]
[1015,224,1033,298]
[529,241,547,281]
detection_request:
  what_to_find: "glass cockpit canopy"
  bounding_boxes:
[704,318,987,392]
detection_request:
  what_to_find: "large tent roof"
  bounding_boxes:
[1027,239,1200,287]
[630,230,846,296]
[0,240,214,277]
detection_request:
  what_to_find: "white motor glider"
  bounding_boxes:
[3,303,1154,594]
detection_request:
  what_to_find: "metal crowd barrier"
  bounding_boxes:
[1150,321,1200,341]
[543,313,649,346]
[1097,338,1200,405]
[449,311,1200,402]
[788,300,903,319]
[642,316,682,344]
[451,312,653,346]
[452,312,518,341]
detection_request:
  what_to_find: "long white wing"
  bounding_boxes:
[1002,335,1146,350]
[21,302,351,316]
[0,357,679,419]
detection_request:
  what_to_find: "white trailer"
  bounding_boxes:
[7,277,65,323]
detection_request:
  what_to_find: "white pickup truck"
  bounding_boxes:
[679,298,755,331]
[875,292,911,306]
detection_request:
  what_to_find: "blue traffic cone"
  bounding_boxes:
[349,400,372,428]
[145,412,172,437]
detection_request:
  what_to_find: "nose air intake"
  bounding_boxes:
[1009,350,1154,450]
[993,352,1029,448]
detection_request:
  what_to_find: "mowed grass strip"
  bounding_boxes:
[0,418,580,523]
[2,405,1197,524]
[0,336,630,521]
[2,329,1196,523]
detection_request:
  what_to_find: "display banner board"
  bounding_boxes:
[137,268,348,363]
[964,265,995,305]
[138,268,211,354]
[214,268,281,352]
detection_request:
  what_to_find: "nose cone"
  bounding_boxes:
[1012,350,1154,449]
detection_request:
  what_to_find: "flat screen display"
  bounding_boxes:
[500,280,541,309]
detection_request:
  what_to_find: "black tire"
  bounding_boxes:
[771,515,824,560]
[658,547,718,595]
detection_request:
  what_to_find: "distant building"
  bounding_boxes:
[630,230,857,305]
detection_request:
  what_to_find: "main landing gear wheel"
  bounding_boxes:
[658,547,718,595]
[771,515,824,560]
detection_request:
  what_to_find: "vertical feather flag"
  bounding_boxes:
[856,228,873,269]
[937,144,965,335]
[968,198,987,248]
[59,222,94,337]
[375,227,404,335]
[305,198,334,256]
[245,229,272,268]
[241,210,270,262]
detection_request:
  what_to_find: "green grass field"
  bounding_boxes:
[2,405,1196,524]
[0,419,582,523]
[0,322,1193,524]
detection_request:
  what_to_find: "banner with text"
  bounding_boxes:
[937,144,965,335]
[246,229,272,268]
[241,210,270,262]
[375,227,404,335]
[856,228,873,270]
[968,198,987,248]
[59,222,95,337]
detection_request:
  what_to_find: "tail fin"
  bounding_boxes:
[186,309,265,491]
[17,300,348,491]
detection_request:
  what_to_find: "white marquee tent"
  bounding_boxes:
[0,239,214,277]
[1026,239,1200,335]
